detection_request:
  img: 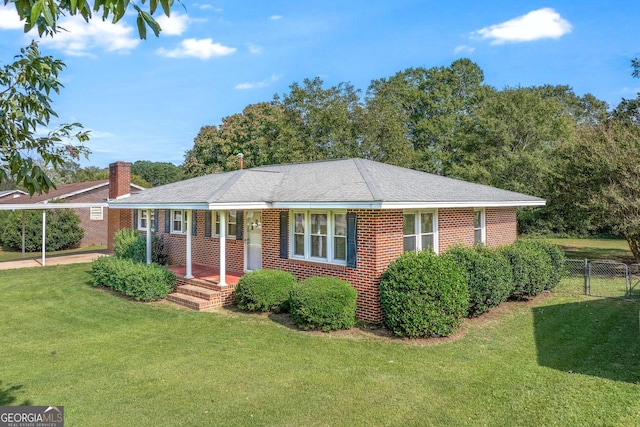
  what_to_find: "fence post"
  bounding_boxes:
[583,259,588,295]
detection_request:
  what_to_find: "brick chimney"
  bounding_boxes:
[107,161,132,253]
[109,161,131,199]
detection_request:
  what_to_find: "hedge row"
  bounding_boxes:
[235,270,357,332]
[90,256,176,301]
[379,239,565,338]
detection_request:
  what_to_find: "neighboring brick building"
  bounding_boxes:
[0,162,143,249]
[110,158,544,323]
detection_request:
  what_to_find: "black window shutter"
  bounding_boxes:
[154,209,159,232]
[192,210,197,236]
[204,211,211,237]
[279,211,289,259]
[236,210,244,240]
[346,212,357,268]
[164,209,170,233]
[133,210,138,230]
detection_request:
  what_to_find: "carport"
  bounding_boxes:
[0,202,108,266]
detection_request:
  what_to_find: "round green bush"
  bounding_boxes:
[235,269,297,313]
[518,239,565,290]
[289,277,357,331]
[501,241,552,298]
[447,245,512,318]
[0,208,84,251]
[379,251,469,338]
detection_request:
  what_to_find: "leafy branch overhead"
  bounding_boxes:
[0,41,89,195]
[7,0,179,39]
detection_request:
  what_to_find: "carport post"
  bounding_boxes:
[41,209,46,266]
[21,210,25,259]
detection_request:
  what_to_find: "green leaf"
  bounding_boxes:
[30,0,44,26]
[136,14,146,39]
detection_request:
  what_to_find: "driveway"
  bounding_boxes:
[0,251,106,270]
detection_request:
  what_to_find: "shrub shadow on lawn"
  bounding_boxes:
[532,298,640,384]
[0,381,32,406]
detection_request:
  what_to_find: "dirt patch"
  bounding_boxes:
[206,292,555,346]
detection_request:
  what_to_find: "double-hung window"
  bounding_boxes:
[138,209,155,231]
[171,210,187,234]
[291,211,347,264]
[403,210,437,253]
[474,208,485,245]
[213,211,238,237]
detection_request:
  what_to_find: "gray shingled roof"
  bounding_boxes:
[109,158,545,209]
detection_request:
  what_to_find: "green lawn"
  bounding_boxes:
[1,263,638,426]
[540,237,634,263]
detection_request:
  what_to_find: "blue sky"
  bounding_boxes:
[0,1,638,168]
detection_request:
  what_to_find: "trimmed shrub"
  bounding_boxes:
[0,208,84,251]
[90,255,176,301]
[113,228,168,265]
[289,277,357,331]
[379,251,469,338]
[501,241,552,298]
[518,239,565,290]
[447,245,512,317]
[236,269,297,313]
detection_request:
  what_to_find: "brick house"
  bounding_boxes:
[109,158,545,323]
[0,162,143,248]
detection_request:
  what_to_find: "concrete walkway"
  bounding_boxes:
[0,251,107,270]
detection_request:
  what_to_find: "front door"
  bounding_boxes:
[245,211,262,271]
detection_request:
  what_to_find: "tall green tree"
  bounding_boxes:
[131,160,183,186]
[559,118,640,259]
[367,59,491,174]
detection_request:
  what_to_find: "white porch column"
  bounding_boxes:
[185,210,193,279]
[21,210,25,259]
[146,209,152,265]
[219,210,227,286]
[41,209,46,266]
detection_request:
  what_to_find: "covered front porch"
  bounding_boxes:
[166,263,245,311]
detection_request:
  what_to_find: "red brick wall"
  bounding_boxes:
[65,185,110,247]
[157,206,519,323]
[486,207,517,247]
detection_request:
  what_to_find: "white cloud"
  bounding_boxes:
[270,15,283,20]
[474,8,572,45]
[157,38,236,59]
[0,4,23,30]
[235,74,282,90]
[155,13,189,36]
[39,17,139,56]
[198,4,222,12]
[454,45,475,54]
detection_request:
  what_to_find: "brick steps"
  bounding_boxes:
[167,281,237,311]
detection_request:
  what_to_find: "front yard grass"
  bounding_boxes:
[1,263,638,426]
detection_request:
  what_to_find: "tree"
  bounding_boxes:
[366,59,491,174]
[131,160,183,186]
[6,0,176,39]
[1,42,89,195]
[559,119,640,260]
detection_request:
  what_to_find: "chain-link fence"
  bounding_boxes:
[562,259,640,301]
